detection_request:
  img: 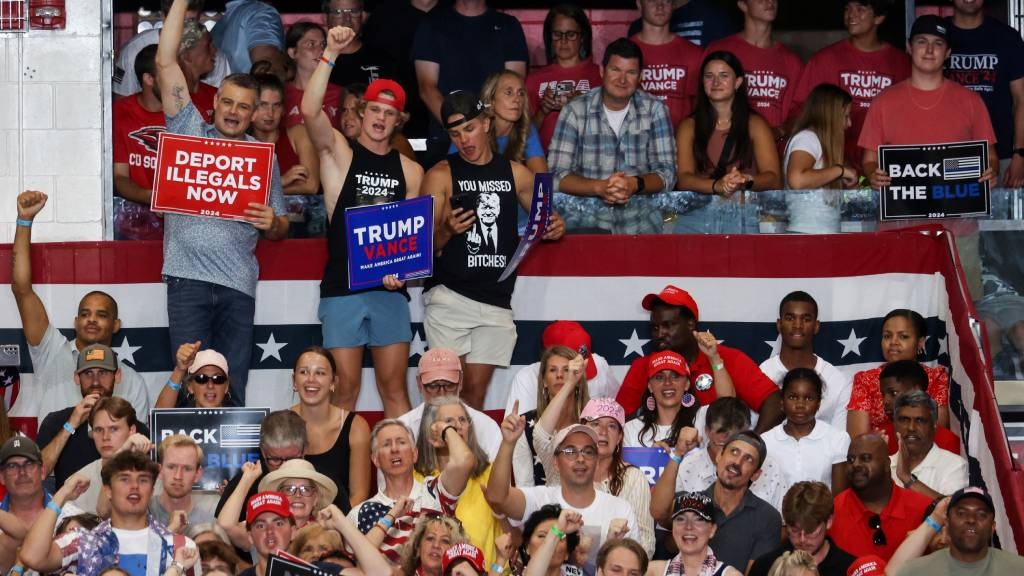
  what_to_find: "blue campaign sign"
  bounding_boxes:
[623,447,670,488]
[345,196,434,290]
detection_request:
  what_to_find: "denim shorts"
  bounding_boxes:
[318,290,412,348]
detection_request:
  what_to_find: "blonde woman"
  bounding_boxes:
[512,346,590,487]
[784,83,859,233]
[399,514,468,576]
[766,550,818,576]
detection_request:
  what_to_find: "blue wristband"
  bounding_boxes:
[669,451,683,464]
[924,516,942,534]
[15,219,32,228]
[62,421,75,435]
[10,565,24,576]
[491,563,505,574]
[166,378,182,392]
[378,515,394,529]
[46,500,61,515]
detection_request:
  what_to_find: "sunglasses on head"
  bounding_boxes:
[868,514,886,546]
[193,373,228,385]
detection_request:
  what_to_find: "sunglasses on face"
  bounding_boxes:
[193,373,228,385]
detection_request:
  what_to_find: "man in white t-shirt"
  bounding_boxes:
[505,321,620,417]
[890,390,967,498]
[21,451,201,576]
[399,348,501,458]
[759,291,851,430]
[486,419,641,572]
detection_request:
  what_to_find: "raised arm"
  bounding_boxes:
[650,427,700,526]
[41,394,101,474]
[524,509,583,576]
[885,497,948,575]
[536,356,584,435]
[318,505,392,575]
[156,0,192,118]
[21,474,91,574]
[157,341,199,408]
[11,191,50,346]
[484,404,528,520]
[216,460,262,549]
[433,420,477,498]
[302,26,354,157]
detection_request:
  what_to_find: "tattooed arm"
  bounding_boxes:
[155,0,192,118]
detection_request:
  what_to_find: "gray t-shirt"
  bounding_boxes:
[898,547,1024,575]
[149,490,220,527]
[703,484,783,572]
[162,102,285,297]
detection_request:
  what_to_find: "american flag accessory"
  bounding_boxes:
[942,156,981,180]
[356,501,392,534]
[0,367,20,411]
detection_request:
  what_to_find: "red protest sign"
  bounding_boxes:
[151,133,274,221]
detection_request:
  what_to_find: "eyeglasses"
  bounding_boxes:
[551,31,581,42]
[281,484,318,497]
[868,515,886,546]
[2,460,41,475]
[193,373,228,385]
[264,452,302,467]
[557,446,597,460]
[423,381,459,394]
[327,8,362,20]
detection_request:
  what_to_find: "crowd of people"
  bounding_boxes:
[6,0,1024,575]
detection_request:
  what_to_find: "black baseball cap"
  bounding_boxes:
[441,90,488,130]
[909,15,949,43]
[0,436,42,464]
[949,486,995,514]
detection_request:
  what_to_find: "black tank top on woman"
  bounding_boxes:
[320,141,407,298]
[305,410,355,513]
[424,153,519,309]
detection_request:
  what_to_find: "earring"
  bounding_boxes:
[681,393,695,408]
[646,394,656,412]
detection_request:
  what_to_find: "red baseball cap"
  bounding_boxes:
[647,350,690,379]
[442,542,485,574]
[364,79,406,113]
[246,491,292,526]
[847,555,886,576]
[542,320,597,379]
[641,285,699,321]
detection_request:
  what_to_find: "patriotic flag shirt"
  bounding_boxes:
[347,477,460,562]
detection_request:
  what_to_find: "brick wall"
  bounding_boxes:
[0,2,106,243]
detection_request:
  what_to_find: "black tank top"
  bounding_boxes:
[320,141,408,298]
[304,410,355,513]
[425,153,519,309]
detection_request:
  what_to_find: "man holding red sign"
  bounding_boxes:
[302,26,424,416]
[155,0,289,405]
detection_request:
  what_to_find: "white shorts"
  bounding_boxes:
[422,284,517,366]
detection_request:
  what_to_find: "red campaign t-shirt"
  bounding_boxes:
[793,39,910,167]
[615,345,779,415]
[193,81,218,124]
[704,34,804,128]
[631,35,703,129]
[113,94,166,190]
[829,484,932,561]
[878,421,961,455]
[858,79,997,151]
[284,83,344,129]
[525,61,603,153]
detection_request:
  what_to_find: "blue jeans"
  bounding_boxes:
[165,276,255,405]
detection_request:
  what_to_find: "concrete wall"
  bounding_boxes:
[0,2,107,243]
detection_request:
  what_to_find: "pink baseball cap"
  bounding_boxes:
[418,348,462,385]
[542,321,597,379]
[580,398,625,428]
[189,349,229,376]
[641,285,700,321]
[647,350,690,379]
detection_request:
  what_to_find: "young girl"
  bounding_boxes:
[784,83,859,233]
[762,368,850,494]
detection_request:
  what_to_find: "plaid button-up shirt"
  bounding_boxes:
[548,87,677,234]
